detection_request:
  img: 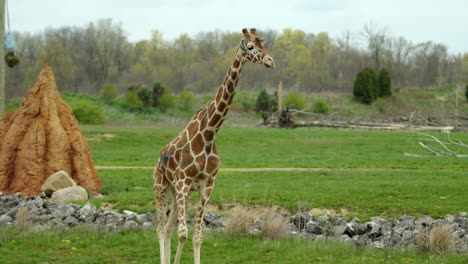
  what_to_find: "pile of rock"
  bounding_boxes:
[0,193,466,251]
[0,193,155,231]
[288,211,468,251]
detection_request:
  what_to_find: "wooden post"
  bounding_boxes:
[277,81,283,113]
[0,0,5,117]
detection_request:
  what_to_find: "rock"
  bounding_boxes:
[41,170,76,197]
[0,214,13,225]
[77,202,96,223]
[291,212,311,230]
[51,186,88,205]
[305,221,322,234]
[415,216,433,227]
[204,213,224,228]
[328,225,347,237]
[445,214,455,223]
[331,216,348,226]
[317,214,329,223]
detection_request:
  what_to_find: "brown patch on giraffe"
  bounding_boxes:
[176,181,184,190]
[231,71,238,80]
[217,101,227,112]
[206,156,220,174]
[226,82,235,93]
[203,130,214,142]
[228,94,235,105]
[190,134,204,155]
[176,132,188,148]
[222,90,229,100]
[167,158,177,171]
[187,121,198,139]
[195,155,206,169]
[199,111,208,130]
[184,163,199,176]
[205,145,212,155]
[184,178,192,186]
[207,102,215,116]
[215,89,222,102]
[205,188,213,197]
[233,59,240,69]
[208,114,222,127]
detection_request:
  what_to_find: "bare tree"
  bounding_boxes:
[362,22,391,71]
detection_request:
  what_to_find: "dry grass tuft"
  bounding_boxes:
[417,225,457,254]
[225,206,254,236]
[261,207,289,240]
[15,207,31,231]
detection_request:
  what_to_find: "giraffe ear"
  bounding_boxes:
[242,28,250,39]
[250,28,257,36]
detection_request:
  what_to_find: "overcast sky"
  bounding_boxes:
[9,0,468,54]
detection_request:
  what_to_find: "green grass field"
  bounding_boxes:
[4,125,468,263]
[1,227,467,264]
[83,125,468,169]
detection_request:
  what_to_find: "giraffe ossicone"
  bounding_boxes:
[153,28,275,264]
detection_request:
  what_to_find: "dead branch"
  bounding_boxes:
[405,132,468,157]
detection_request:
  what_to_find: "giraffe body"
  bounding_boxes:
[153,28,275,264]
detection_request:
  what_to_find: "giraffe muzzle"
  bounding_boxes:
[263,55,275,69]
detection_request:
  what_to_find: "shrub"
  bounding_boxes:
[178,90,196,110]
[313,99,331,114]
[255,89,277,124]
[378,67,392,97]
[353,67,378,104]
[465,84,468,102]
[137,87,152,107]
[417,225,456,254]
[261,208,289,240]
[151,82,165,107]
[285,92,306,109]
[158,89,176,112]
[72,102,105,124]
[225,206,253,237]
[124,90,144,109]
[99,83,118,104]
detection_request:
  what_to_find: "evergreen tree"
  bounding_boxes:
[378,67,392,97]
[152,82,165,107]
[353,67,378,104]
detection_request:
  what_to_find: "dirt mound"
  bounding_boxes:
[0,64,102,196]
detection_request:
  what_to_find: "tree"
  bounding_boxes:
[151,82,165,107]
[465,84,468,102]
[256,89,277,124]
[137,87,152,107]
[378,68,392,97]
[178,90,196,110]
[362,23,390,71]
[159,89,176,112]
[100,82,118,103]
[124,90,143,109]
[353,67,378,104]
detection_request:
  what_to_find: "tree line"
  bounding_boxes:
[5,19,468,99]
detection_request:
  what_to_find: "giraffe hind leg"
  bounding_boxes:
[155,185,169,264]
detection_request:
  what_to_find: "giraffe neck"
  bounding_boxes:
[205,50,244,132]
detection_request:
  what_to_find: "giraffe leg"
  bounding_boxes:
[163,190,177,264]
[173,181,188,264]
[194,177,216,264]
[154,185,168,264]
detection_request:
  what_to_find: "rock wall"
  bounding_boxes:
[0,193,466,251]
[0,65,101,196]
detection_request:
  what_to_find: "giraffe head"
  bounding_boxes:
[240,28,275,68]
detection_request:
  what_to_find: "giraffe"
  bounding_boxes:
[153,28,275,264]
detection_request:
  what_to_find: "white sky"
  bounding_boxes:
[9,0,468,54]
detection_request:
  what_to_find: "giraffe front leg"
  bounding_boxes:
[194,177,216,264]
[154,185,168,264]
[173,181,189,264]
[163,190,177,264]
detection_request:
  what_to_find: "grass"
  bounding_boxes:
[82,126,468,169]
[1,227,466,264]
[91,168,467,221]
